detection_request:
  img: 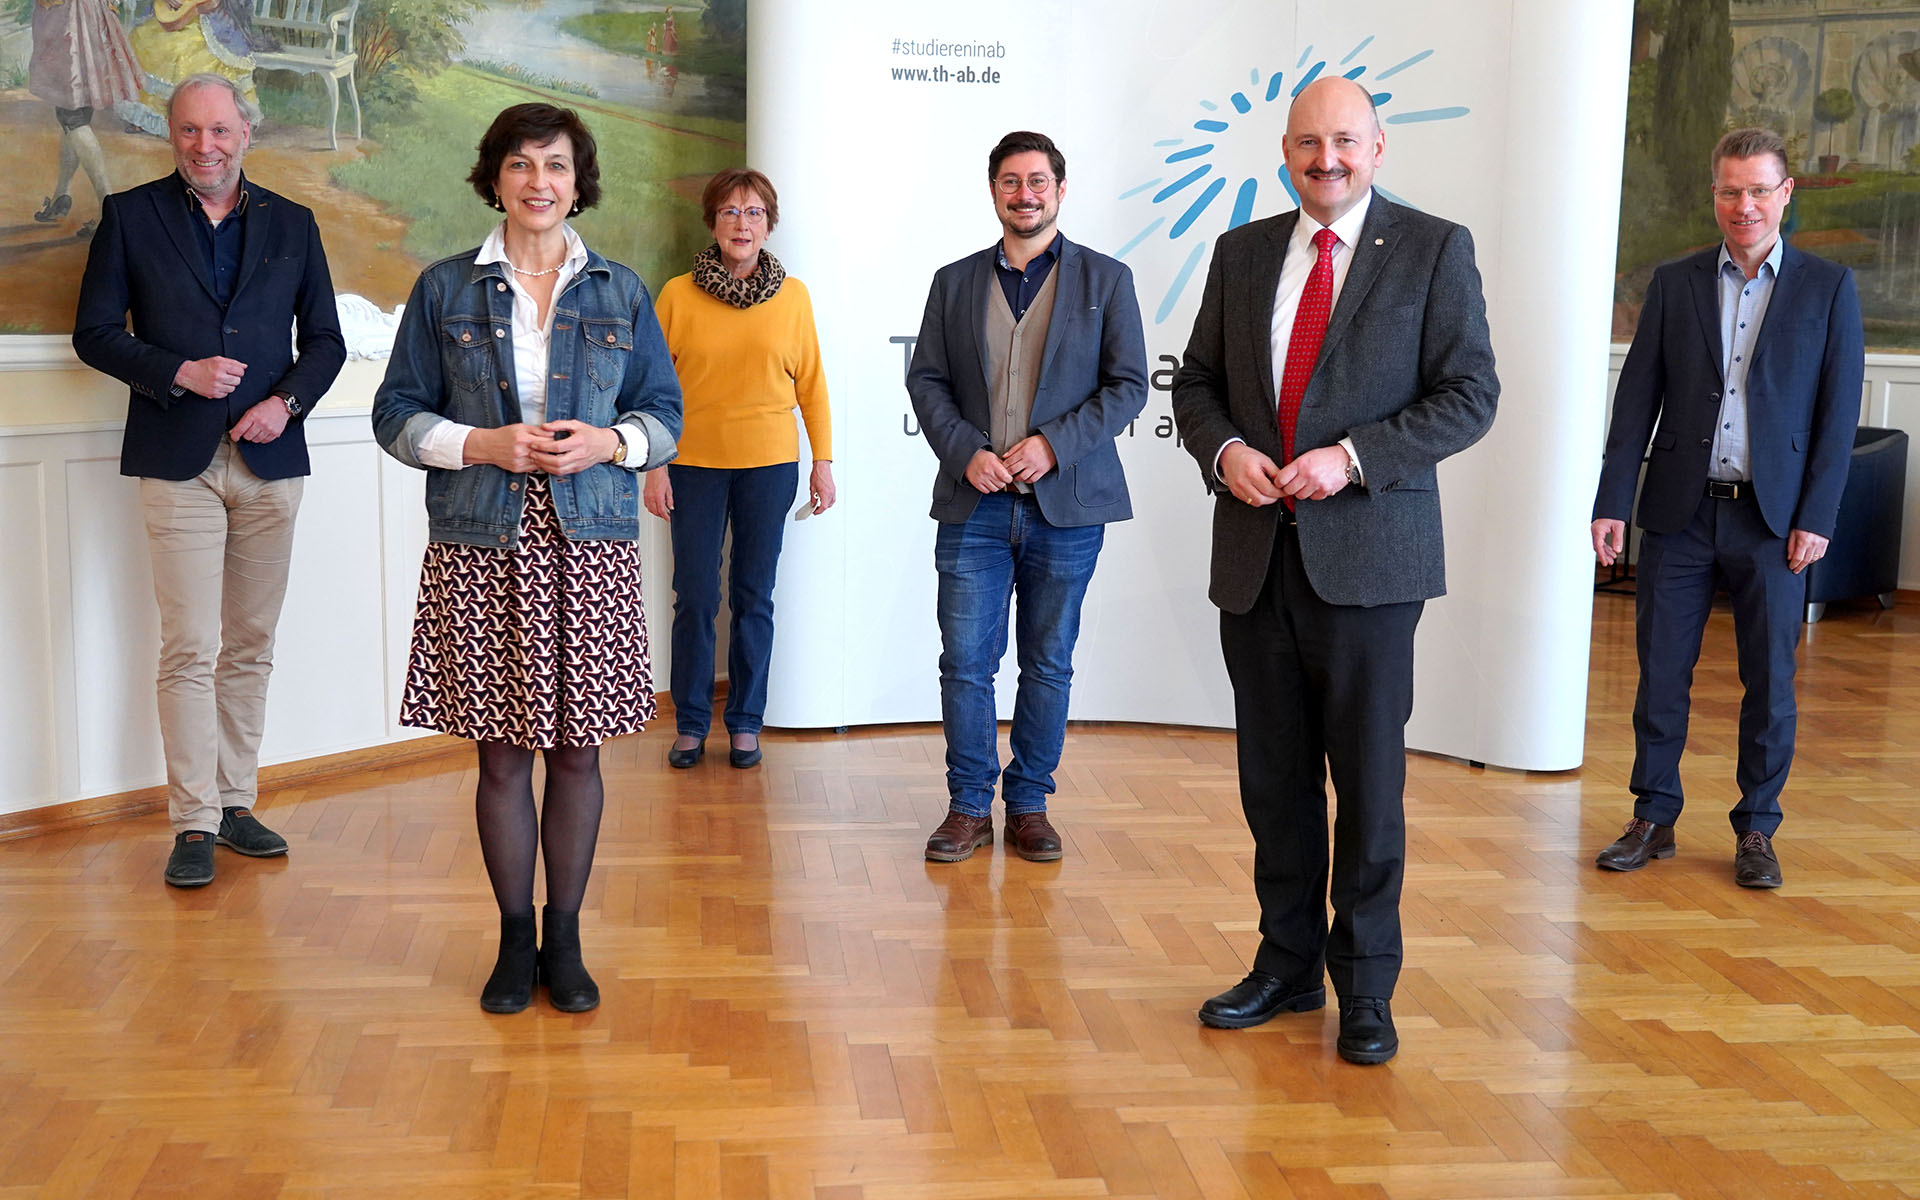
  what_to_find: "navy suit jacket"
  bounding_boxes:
[1172,196,1499,611]
[907,234,1149,527]
[74,173,346,481]
[1595,243,1864,539]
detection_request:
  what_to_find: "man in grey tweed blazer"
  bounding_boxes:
[1171,78,1498,1064]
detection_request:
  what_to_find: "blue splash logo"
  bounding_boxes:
[1116,38,1469,323]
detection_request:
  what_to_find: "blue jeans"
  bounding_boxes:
[934,492,1105,818]
[667,462,797,738]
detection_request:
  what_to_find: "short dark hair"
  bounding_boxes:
[988,131,1065,183]
[467,103,602,212]
[700,167,780,232]
[1712,127,1789,181]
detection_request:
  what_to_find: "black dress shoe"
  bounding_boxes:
[1337,996,1398,1064]
[164,831,216,888]
[728,737,762,769]
[1595,817,1675,871]
[216,806,288,857]
[480,911,537,1013]
[1735,830,1783,888]
[1198,970,1326,1028]
[667,741,704,769]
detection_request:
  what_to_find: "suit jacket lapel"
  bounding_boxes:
[970,249,996,390]
[1248,212,1294,413]
[233,185,270,301]
[1314,194,1393,370]
[1033,238,1081,391]
[152,179,219,304]
[1747,242,1801,371]
[1688,252,1726,382]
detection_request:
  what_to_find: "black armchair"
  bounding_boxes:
[1805,426,1907,622]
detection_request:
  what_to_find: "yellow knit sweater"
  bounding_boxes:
[654,273,832,469]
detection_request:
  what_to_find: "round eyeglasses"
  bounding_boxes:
[994,174,1056,195]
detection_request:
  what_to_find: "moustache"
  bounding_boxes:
[1306,168,1350,180]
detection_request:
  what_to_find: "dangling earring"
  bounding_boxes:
[490,191,505,212]
[569,197,581,216]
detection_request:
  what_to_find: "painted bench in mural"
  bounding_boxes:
[252,0,363,151]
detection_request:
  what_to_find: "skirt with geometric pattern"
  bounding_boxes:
[399,475,655,749]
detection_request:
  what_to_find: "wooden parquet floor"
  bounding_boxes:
[5,594,1920,1198]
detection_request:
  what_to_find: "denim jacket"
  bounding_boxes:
[372,246,682,546]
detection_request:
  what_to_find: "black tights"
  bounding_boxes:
[474,741,605,915]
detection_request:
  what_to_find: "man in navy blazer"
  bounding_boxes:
[1172,79,1498,1064]
[907,130,1149,865]
[1593,127,1864,890]
[73,73,345,888]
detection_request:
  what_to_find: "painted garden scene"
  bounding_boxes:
[0,0,745,334]
[1619,0,1920,350]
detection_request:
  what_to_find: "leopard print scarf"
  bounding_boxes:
[692,243,786,308]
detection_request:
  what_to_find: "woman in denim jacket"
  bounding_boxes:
[371,103,681,1015]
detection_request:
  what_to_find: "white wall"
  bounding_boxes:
[749,0,1634,770]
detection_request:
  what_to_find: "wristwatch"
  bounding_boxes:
[275,391,302,417]
[610,431,629,466]
[1344,455,1363,487]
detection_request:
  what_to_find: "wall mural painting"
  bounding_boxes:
[0,0,746,347]
[1620,0,1920,351]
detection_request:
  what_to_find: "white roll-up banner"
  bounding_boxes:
[743,0,1631,771]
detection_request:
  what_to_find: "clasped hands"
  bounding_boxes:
[965,435,1056,493]
[1220,442,1352,506]
[464,419,620,475]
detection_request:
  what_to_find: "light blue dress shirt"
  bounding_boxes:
[1711,237,1784,482]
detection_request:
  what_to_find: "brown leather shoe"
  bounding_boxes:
[1005,811,1063,862]
[925,810,993,862]
[1595,817,1676,871]
[1734,830,1783,888]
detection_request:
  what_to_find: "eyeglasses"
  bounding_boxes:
[1712,182,1788,204]
[717,206,768,223]
[994,174,1056,195]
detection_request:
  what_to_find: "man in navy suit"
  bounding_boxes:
[1593,127,1864,889]
[907,130,1149,865]
[1172,79,1498,1064]
[73,72,345,888]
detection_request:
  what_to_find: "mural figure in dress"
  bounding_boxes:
[118,0,275,137]
[29,0,143,229]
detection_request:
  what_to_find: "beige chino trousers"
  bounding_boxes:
[140,439,303,833]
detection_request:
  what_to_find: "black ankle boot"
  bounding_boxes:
[539,906,600,1012]
[480,912,537,1013]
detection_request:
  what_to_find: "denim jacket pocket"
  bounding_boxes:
[442,318,498,398]
[582,316,635,392]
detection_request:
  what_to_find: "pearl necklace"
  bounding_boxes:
[510,260,565,278]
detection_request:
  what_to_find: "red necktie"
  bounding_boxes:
[1277,227,1339,476]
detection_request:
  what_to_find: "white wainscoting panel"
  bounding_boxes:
[0,460,58,806]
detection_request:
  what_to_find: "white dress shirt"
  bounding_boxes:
[416,222,647,470]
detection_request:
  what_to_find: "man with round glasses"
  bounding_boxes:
[907,130,1149,865]
[1593,126,1864,889]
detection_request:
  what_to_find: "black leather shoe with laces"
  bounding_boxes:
[1198,971,1326,1029]
[1337,996,1398,1064]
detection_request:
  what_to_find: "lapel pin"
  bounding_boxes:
[1374,238,1384,246]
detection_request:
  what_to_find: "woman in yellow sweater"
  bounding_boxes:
[647,168,834,769]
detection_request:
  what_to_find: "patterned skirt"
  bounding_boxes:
[400,476,655,748]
